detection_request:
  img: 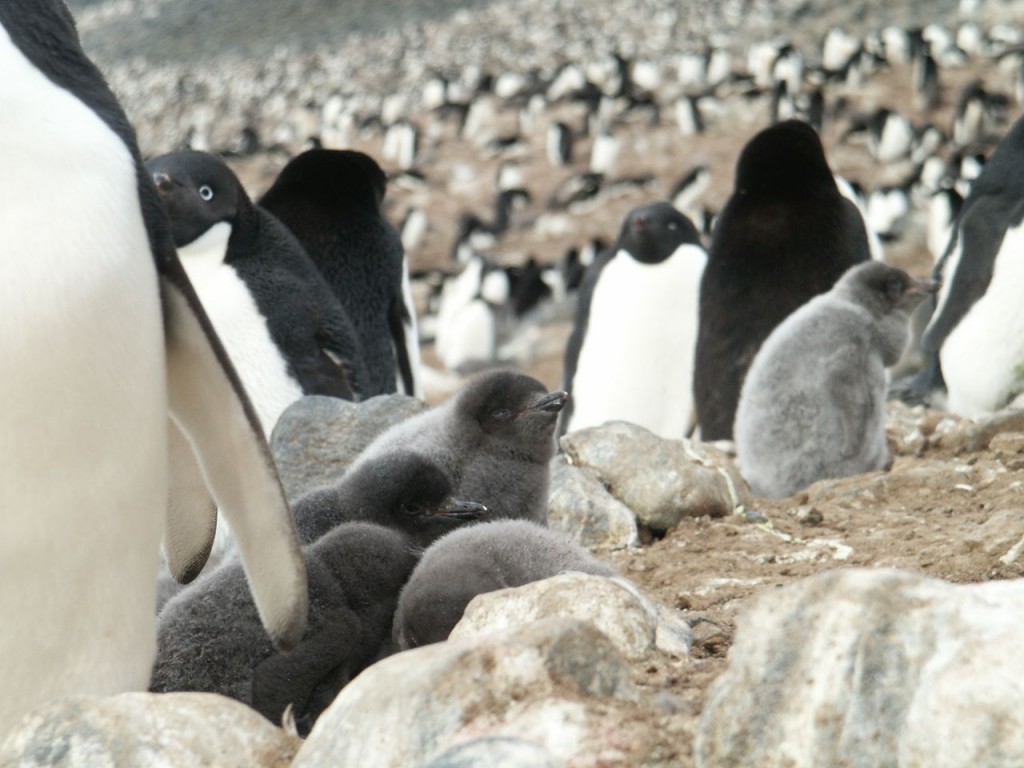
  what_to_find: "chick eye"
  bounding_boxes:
[402,503,425,517]
[667,222,679,230]
[199,185,214,201]
[492,408,512,421]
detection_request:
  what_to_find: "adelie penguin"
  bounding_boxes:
[260,149,423,398]
[0,0,306,735]
[903,112,1024,416]
[393,520,616,649]
[735,261,938,498]
[146,149,368,435]
[292,450,489,547]
[694,119,873,440]
[152,522,419,736]
[561,202,707,439]
[351,370,568,524]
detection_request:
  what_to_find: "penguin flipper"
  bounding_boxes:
[162,276,308,651]
[163,420,217,583]
[388,279,422,398]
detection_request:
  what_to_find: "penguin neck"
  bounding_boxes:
[177,221,232,271]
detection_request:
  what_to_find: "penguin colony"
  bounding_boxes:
[7,0,1024,741]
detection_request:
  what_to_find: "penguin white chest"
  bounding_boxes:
[0,25,167,729]
[940,223,1024,416]
[569,245,706,438]
[178,223,303,433]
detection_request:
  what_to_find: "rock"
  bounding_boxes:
[696,568,1024,768]
[0,692,300,768]
[990,431,1024,455]
[547,456,639,552]
[964,408,1024,452]
[449,572,691,660]
[294,619,641,768]
[418,737,562,768]
[269,394,427,500]
[560,422,749,531]
[963,508,1024,559]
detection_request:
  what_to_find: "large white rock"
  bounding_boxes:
[0,692,300,768]
[450,572,691,659]
[697,568,1024,767]
[294,619,640,768]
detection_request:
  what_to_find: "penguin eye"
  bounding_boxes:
[402,503,425,517]
[886,277,906,299]
[198,185,214,201]
[667,221,679,230]
[492,408,513,422]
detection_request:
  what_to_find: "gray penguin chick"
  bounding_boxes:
[735,261,939,498]
[293,450,489,547]
[151,522,417,736]
[393,519,616,650]
[351,369,568,523]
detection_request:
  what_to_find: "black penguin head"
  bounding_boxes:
[456,370,569,460]
[617,202,700,264]
[146,150,247,247]
[734,120,835,198]
[259,149,387,216]
[836,261,940,317]
[366,452,488,547]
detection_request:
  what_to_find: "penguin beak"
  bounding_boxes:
[432,500,489,521]
[907,278,941,295]
[152,172,178,194]
[531,390,570,414]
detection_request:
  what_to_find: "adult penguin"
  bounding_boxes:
[146,149,367,434]
[560,202,706,439]
[907,113,1024,416]
[260,149,423,398]
[694,119,873,440]
[0,0,305,736]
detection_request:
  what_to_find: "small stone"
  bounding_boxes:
[795,506,824,525]
[418,738,562,768]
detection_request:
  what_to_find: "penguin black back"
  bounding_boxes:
[260,149,417,397]
[694,119,872,440]
[292,451,488,547]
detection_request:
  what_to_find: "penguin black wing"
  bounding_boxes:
[559,245,614,436]
[4,1,307,650]
[241,208,368,400]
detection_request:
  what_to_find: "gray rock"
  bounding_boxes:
[560,422,749,531]
[293,618,639,768]
[696,568,1024,768]
[547,456,639,552]
[269,394,427,500]
[419,738,562,768]
[0,692,300,768]
[449,572,690,660]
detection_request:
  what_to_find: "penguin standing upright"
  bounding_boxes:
[910,113,1024,415]
[0,0,305,735]
[561,202,706,439]
[146,150,367,435]
[260,149,423,398]
[694,120,873,440]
